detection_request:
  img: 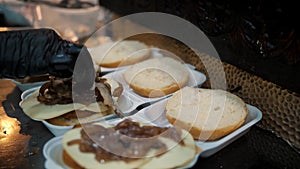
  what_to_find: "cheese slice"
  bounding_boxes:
[20,90,110,120]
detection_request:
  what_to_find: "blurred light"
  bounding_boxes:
[0,27,9,31]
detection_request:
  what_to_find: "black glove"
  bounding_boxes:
[0,28,83,79]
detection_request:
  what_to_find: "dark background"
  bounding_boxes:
[99,0,300,94]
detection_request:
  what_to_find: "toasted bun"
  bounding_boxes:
[89,40,151,68]
[166,87,248,141]
[62,122,196,169]
[123,57,189,98]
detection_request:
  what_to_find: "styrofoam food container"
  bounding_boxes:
[20,87,136,137]
[43,97,262,168]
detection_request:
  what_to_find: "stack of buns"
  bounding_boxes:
[166,86,248,141]
[123,57,190,98]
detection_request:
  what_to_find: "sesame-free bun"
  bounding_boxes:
[89,40,151,68]
[123,57,189,98]
[62,122,197,169]
[166,87,249,141]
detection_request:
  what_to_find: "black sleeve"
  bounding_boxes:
[0,28,82,79]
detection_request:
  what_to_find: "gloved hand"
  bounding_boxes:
[0,28,83,79]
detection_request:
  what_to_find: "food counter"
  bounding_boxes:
[1,0,300,168]
[1,79,299,169]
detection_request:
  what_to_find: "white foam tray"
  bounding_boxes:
[42,98,262,168]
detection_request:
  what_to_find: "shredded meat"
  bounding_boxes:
[37,76,73,105]
[37,76,103,105]
[68,119,183,163]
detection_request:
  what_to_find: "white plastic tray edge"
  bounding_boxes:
[20,86,40,100]
[194,104,262,157]
[127,99,263,158]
